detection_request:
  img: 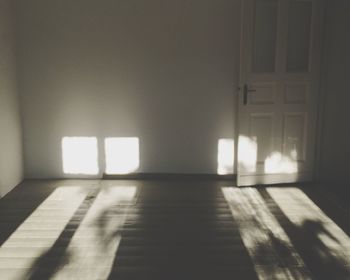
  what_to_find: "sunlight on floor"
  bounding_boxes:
[0,187,88,280]
[0,185,137,280]
[51,185,137,280]
[105,137,140,174]
[222,187,310,280]
[267,188,350,269]
[62,137,99,175]
[222,187,350,280]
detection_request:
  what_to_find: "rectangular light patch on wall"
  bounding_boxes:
[105,137,140,174]
[62,137,99,175]
[217,138,234,175]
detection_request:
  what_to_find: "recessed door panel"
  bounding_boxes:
[250,83,276,105]
[284,82,309,104]
[252,0,278,73]
[250,114,274,163]
[283,113,307,162]
[287,0,313,72]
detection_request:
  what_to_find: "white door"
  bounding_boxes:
[237,0,324,186]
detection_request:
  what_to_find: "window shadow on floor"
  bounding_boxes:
[258,188,350,280]
[302,187,350,235]
[0,182,56,247]
[3,181,348,280]
[26,189,99,280]
[106,182,259,280]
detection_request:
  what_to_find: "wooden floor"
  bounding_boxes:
[0,179,349,280]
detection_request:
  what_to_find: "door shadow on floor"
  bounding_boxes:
[258,188,350,280]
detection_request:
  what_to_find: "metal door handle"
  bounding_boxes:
[243,84,256,105]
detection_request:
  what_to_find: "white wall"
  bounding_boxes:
[319,0,350,184]
[16,0,241,178]
[0,0,23,196]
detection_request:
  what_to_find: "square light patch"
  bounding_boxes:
[62,137,99,175]
[105,137,140,174]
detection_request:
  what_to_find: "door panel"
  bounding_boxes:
[287,0,313,72]
[250,83,277,105]
[284,82,309,104]
[250,113,274,164]
[252,0,279,73]
[238,0,323,186]
[282,112,307,162]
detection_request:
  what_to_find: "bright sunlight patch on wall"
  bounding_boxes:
[217,138,234,175]
[264,151,298,174]
[238,136,257,173]
[105,137,140,174]
[62,137,99,175]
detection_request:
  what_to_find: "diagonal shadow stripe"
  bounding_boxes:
[0,186,55,247]
[302,188,350,235]
[26,188,100,280]
[258,187,350,280]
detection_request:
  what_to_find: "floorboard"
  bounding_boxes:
[0,180,349,280]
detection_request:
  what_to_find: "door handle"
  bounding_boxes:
[243,84,256,105]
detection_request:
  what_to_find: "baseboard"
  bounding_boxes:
[103,173,236,181]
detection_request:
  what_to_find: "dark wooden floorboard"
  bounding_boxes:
[0,180,349,280]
